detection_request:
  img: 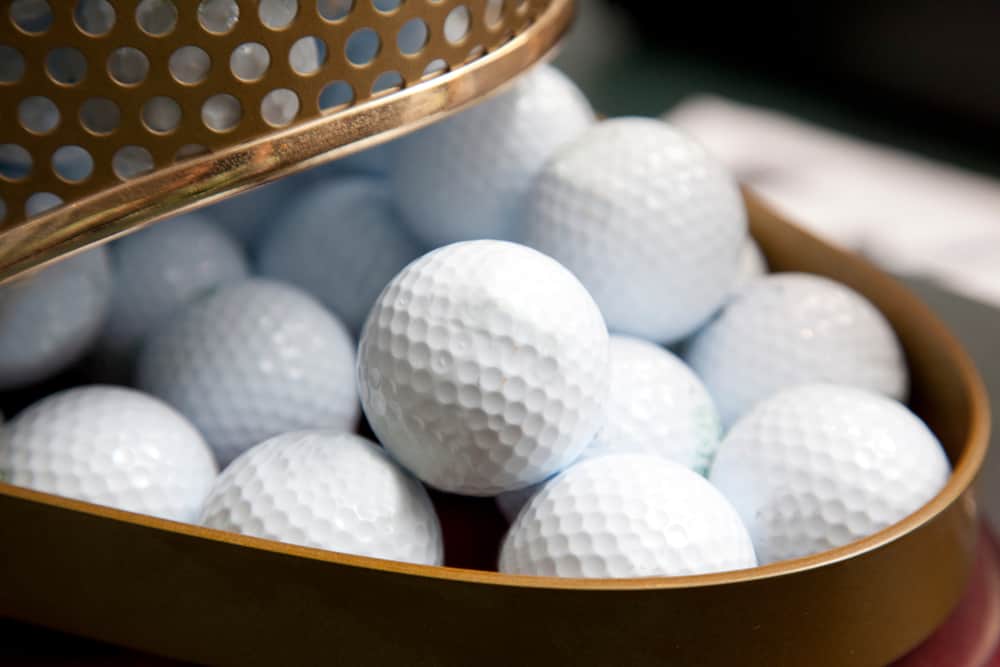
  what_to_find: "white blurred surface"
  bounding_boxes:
[666,96,1000,307]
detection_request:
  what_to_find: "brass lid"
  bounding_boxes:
[0,0,571,281]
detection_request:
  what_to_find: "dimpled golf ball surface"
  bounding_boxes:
[392,64,594,246]
[358,240,610,496]
[709,384,950,565]
[0,247,111,390]
[495,335,722,521]
[257,178,424,333]
[686,272,908,427]
[519,118,746,344]
[500,454,757,578]
[0,386,217,522]
[94,214,248,377]
[137,279,358,467]
[200,431,443,565]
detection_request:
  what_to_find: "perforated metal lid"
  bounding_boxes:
[0,0,571,280]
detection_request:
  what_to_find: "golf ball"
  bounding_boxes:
[0,248,111,391]
[496,335,722,521]
[685,272,908,427]
[0,385,217,522]
[257,178,424,333]
[358,240,610,496]
[201,431,443,565]
[392,64,594,246]
[709,384,950,565]
[137,279,359,467]
[499,454,757,578]
[206,180,289,248]
[93,214,248,380]
[518,117,747,344]
[732,237,768,295]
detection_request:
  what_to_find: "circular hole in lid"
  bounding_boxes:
[0,144,32,181]
[372,70,402,95]
[1,46,26,84]
[290,36,326,75]
[346,28,380,66]
[80,97,120,135]
[397,19,427,55]
[261,88,299,127]
[230,43,270,82]
[422,58,447,78]
[259,0,297,29]
[198,0,239,34]
[202,94,242,132]
[444,5,470,44]
[25,192,63,218]
[74,0,115,35]
[318,0,352,21]
[108,47,150,86]
[112,146,154,180]
[10,0,53,34]
[136,0,178,36]
[372,0,401,12]
[169,46,210,85]
[142,96,182,134]
[485,0,504,27]
[53,145,94,183]
[18,96,60,134]
[319,80,353,112]
[46,47,88,86]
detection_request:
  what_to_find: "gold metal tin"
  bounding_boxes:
[0,192,988,666]
[0,0,570,281]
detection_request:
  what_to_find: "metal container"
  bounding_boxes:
[0,191,988,666]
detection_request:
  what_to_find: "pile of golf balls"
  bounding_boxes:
[0,63,949,578]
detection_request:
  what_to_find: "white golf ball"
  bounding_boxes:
[93,214,248,379]
[358,240,610,496]
[200,431,443,565]
[392,64,594,246]
[137,279,359,467]
[518,117,747,344]
[256,178,424,333]
[0,248,111,391]
[0,385,217,522]
[709,384,950,565]
[495,335,722,521]
[499,454,757,578]
[206,180,289,248]
[685,272,908,427]
[731,237,768,295]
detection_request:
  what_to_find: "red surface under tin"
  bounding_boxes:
[894,524,1000,666]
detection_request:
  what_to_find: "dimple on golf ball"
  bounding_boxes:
[358,240,610,496]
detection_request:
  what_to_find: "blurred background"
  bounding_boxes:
[553,0,1000,515]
